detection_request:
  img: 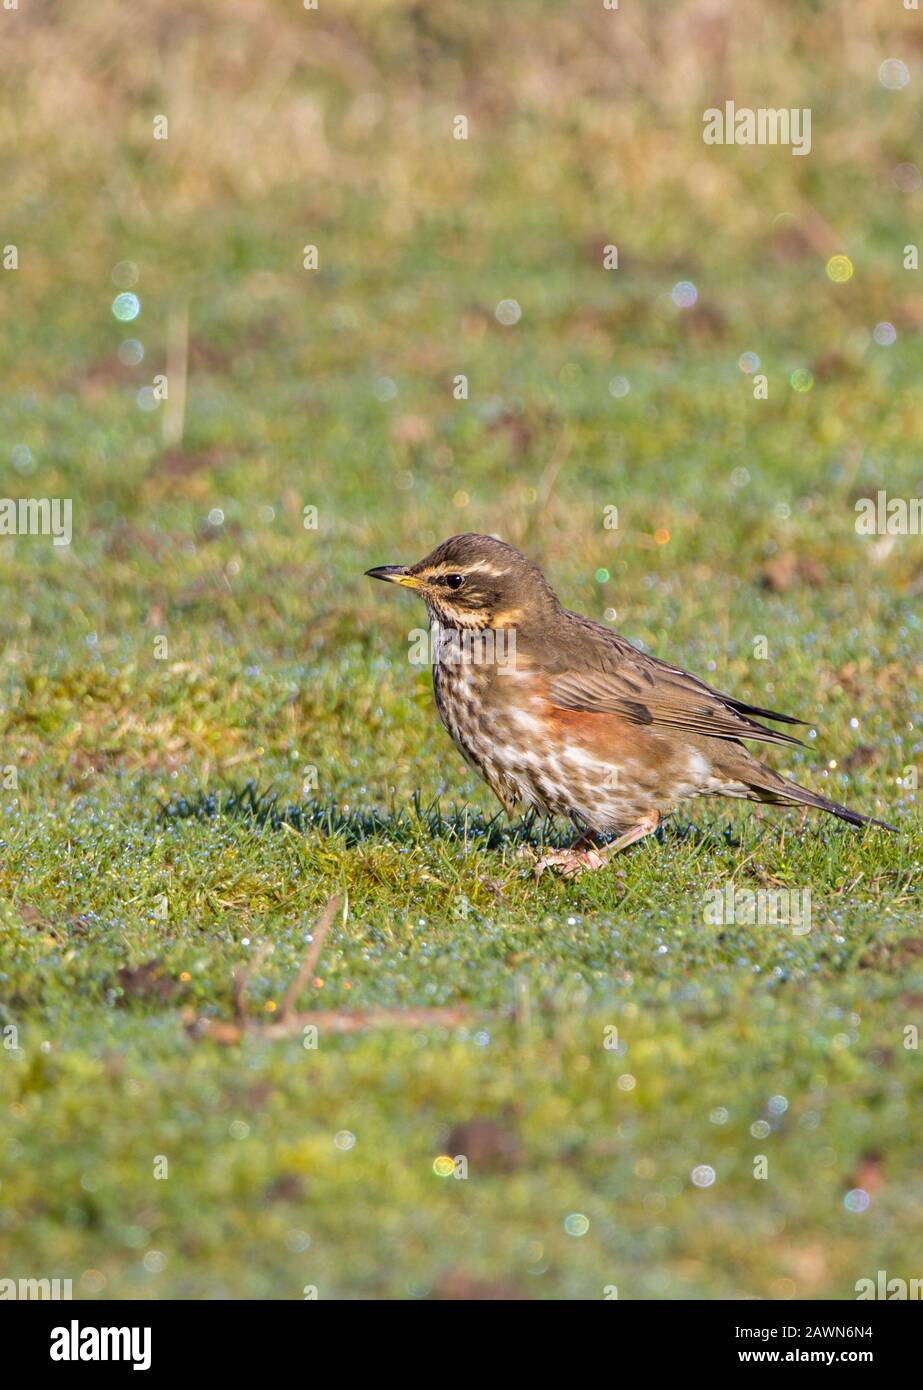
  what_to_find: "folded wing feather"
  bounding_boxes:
[547,652,806,749]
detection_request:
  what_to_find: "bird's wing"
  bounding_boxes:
[546,650,807,749]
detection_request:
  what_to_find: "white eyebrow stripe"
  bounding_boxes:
[424,561,508,578]
[466,562,509,576]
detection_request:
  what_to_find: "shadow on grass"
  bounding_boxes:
[158,781,730,852]
[160,781,551,848]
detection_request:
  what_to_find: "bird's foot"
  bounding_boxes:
[523,812,661,880]
[527,846,613,881]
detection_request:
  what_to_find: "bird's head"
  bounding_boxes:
[366,533,557,630]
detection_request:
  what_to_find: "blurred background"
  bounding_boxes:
[2,1,922,623]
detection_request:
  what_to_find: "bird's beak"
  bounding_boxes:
[365,564,421,589]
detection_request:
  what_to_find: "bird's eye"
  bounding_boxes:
[443,573,465,590]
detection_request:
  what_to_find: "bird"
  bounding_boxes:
[366,533,896,876]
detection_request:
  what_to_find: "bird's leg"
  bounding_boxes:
[532,813,660,880]
[596,810,661,859]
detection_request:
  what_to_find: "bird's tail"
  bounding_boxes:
[718,749,899,832]
[779,780,898,832]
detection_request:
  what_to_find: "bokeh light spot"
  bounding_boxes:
[495,298,521,326]
[893,162,921,192]
[671,280,697,309]
[564,1213,589,1236]
[111,260,139,288]
[112,292,140,322]
[879,59,910,91]
[826,254,853,283]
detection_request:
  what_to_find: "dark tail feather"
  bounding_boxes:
[783,782,898,833]
[724,696,808,729]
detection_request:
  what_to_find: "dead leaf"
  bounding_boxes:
[445,1117,523,1174]
[116,960,177,1003]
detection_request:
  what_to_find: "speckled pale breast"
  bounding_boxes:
[430,624,721,834]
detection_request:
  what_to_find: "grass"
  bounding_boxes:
[0,0,921,1299]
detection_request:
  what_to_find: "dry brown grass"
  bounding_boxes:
[4,0,920,248]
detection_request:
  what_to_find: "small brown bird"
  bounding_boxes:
[367,534,895,875]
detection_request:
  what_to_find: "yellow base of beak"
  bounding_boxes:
[365,565,421,589]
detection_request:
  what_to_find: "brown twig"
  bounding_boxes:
[262,1005,476,1040]
[188,895,494,1043]
[278,894,342,1021]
